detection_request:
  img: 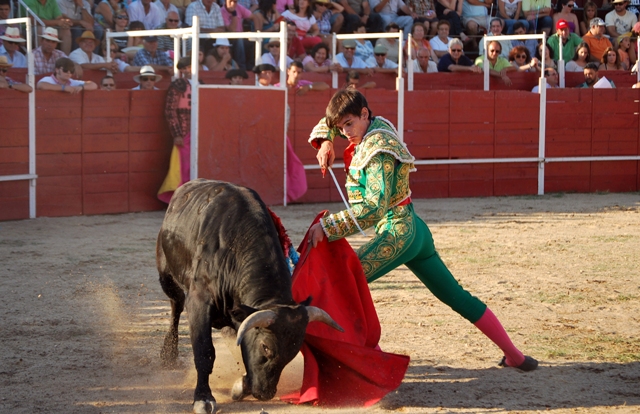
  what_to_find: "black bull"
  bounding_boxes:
[157,179,342,413]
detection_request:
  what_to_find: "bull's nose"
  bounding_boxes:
[253,389,277,401]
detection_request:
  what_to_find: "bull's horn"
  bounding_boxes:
[306,306,344,332]
[236,310,277,345]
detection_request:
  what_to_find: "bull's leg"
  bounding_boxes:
[186,290,216,414]
[159,271,185,367]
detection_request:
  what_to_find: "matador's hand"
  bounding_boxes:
[309,222,325,248]
[317,140,335,174]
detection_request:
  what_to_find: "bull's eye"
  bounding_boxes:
[261,342,273,358]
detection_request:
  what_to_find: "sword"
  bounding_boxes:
[327,167,366,237]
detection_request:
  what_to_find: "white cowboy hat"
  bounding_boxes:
[133,65,163,83]
[40,27,62,42]
[213,38,231,47]
[0,27,26,43]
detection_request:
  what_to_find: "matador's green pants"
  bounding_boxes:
[357,204,487,323]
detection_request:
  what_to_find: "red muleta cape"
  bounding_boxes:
[281,212,410,407]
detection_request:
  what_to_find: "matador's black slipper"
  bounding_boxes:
[498,356,539,372]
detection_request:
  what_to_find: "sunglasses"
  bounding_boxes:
[489,49,501,54]
[167,19,180,22]
[450,48,462,52]
[374,53,386,56]
[343,46,355,50]
[269,44,280,48]
[516,54,527,58]
[5,41,19,45]
[102,83,115,87]
[60,67,74,74]
[567,3,574,7]
[0,68,8,73]
[115,15,128,19]
[140,77,155,81]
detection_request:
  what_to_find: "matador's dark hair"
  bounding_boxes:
[325,89,373,129]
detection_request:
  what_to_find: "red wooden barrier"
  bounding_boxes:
[1,86,639,221]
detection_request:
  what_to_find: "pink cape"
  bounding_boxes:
[281,212,410,407]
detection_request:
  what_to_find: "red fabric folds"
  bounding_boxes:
[281,212,410,407]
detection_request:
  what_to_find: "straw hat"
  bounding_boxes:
[76,31,98,44]
[0,56,14,68]
[133,65,163,83]
[0,27,26,43]
[40,27,62,42]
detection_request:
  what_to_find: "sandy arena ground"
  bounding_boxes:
[1,193,639,414]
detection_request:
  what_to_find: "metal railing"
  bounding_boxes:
[16,0,44,47]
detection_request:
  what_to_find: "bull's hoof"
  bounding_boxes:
[193,399,216,414]
[231,376,250,401]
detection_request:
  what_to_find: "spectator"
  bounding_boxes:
[106,38,140,73]
[412,46,438,72]
[285,20,306,61]
[508,44,538,71]
[370,0,417,38]
[69,31,119,72]
[375,22,401,63]
[157,0,181,21]
[552,0,579,34]
[531,66,559,92]
[599,46,624,70]
[353,22,374,62]
[158,11,182,53]
[345,69,376,88]
[111,10,130,51]
[431,20,453,58]
[185,0,225,42]
[334,38,372,74]
[125,20,146,55]
[0,28,26,68]
[253,62,276,86]
[281,0,322,50]
[437,37,482,72]
[128,0,164,30]
[56,0,95,46]
[474,40,515,85]
[339,0,384,34]
[547,19,582,61]
[254,0,281,32]
[406,0,438,34]
[579,1,597,37]
[94,0,125,31]
[0,0,11,47]
[606,0,637,37]
[498,0,529,34]
[462,0,489,39]
[303,42,338,72]
[100,74,116,90]
[37,57,98,92]
[221,0,255,70]
[366,44,399,72]
[0,56,33,92]
[478,18,513,59]
[578,61,615,87]
[313,0,344,41]
[565,41,590,72]
[205,38,239,70]
[132,36,173,72]
[616,34,635,70]
[510,21,537,57]
[435,0,463,35]
[582,18,613,62]
[277,60,329,94]
[132,65,162,90]
[34,27,73,75]
[405,22,439,62]
[21,0,73,54]
[276,0,294,13]
[225,68,248,84]
[536,42,556,70]
[158,57,193,204]
[522,0,552,35]
[258,37,292,70]
[171,0,192,18]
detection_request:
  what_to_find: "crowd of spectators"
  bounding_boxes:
[1,0,639,91]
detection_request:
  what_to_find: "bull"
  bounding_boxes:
[156,179,342,413]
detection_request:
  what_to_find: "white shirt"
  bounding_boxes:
[413,59,438,73]
[69,48,106,65]
[531,81,558,93]
[369,0,406,14]
[259,52,292,71]
[37,75,85,87]
[185,0,224,29]
[56,0,92,20]
[128,0,165,29]
[335,53,368,69]
[132,85,160,90]
[430,36,452,53]
[604,9,638,35]
[365,56,399,69]
[156,1,180,21]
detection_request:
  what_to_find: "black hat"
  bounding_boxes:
[252,63,276,74]
[225,69,249,79]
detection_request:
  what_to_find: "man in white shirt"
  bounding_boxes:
[334,39,372,74]
[128,0,165,29]
[69,31,118,72]
[412,46,438,72]
[132,65,162,90]
[369,0,415,38]
[605,0,638,37]
[37,57,97,92]
[365,44,398,72]
[478,18,512,59]
[531,67,559,92]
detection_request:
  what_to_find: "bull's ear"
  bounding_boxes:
[300,296,313,306]
[230,304,258,323]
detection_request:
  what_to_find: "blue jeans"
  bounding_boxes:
[529,15,553,33]
[379,13,413,38]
